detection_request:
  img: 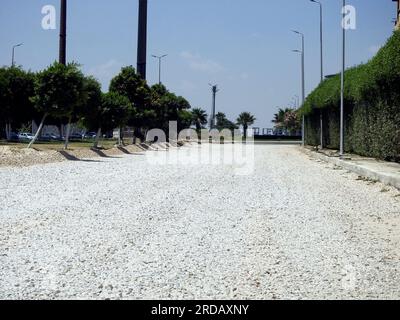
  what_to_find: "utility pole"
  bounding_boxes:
[340,0,346,157]
[209,84,219,129]
[137,0,148,79]
[311,0,324,149]
[59,0,67,65]
[292,30,305,147]
[11,43,23,67]
[152,54,168,84]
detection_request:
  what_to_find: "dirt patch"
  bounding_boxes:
[0,144,146,168]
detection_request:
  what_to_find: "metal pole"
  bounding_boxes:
[340,0,346,156]
[137,0,148,79]
[209,84,218,129]
[59,0,67,65]
[320,2,324,149]
[152,54,167,85]
[12,47,15,67]
[158,57,161,84]
[301,34,305,147]
[212,86,216,129]
[11,43,23,67]
[318,2,324,148]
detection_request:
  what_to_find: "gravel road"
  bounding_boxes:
[0,144,399,300]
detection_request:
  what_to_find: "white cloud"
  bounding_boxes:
[87,59,122,90]
[180,51,223,73]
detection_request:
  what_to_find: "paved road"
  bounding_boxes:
[0,144,399,299]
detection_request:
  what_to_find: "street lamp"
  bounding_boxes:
[340,0,346,157]
[137,0,148,79]
[292,30,305,146]
[11,43,23,67]
[209,84,219,129]
[152,54,168,84]
[310,0,324,149]
[59,0,67,65]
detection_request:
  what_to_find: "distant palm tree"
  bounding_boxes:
[191,108,208,131]
[272,108,291,129]
[236,112,256,139]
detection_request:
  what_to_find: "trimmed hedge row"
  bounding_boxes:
[301,31,400,161]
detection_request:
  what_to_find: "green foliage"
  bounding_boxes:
[301,31,400,161]
[100,92,132,132]
[79,77,103,130]
[33,62,86,118]
[109,66,151,128]
[191,108,208,131]
[216,112,238,131]
[237,112,256,138]
[149,83,192,132]
[273,108,301,133]
[0,66,36,128]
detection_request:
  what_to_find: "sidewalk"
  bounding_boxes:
[302,147,400,190]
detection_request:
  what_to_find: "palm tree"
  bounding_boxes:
[191,108,208,131]
[236,112,256,139]
[272,108,290,129]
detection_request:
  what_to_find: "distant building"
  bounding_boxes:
[394,0,400,29]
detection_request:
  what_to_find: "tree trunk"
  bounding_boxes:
[28,114,47,148]
[118,127,123,146]
[5,123,10,140]
[64,116,72,150]
[93,127,101,149]
[243,125,248,140]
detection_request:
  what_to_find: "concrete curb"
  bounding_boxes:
[301,148,400,190]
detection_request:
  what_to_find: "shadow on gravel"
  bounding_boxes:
[90,148,120,159]
[117,146,132,154]
[58,151,101,163]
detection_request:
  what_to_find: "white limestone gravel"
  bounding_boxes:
[0,144,399,300]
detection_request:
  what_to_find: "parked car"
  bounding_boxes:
[41,133,62,141]
[83,132,97,139]
[18,133,34,141]
[67,133,83,141]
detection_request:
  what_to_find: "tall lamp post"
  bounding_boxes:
[152,54,168,84]
[59,0,67,65]
[137,0,148,79]
[340,0,346,157]
[310,0,324,149]
[209,84,219,129]
[11,43,23,67]
[292,30,305,146]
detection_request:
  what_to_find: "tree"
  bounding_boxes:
[272,108,301,134]
[78,77,103,147]
[236,112,256,139]
[100,92,132,147]
[149,84,191,135]
[283,109,301,134]
[272,108,291,129]
[191,108,208,131]
[29,62,85,148]
[109,66,151,142]
[216,112,238,131]
[0,67,36,140]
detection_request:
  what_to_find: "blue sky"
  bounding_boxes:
[0,0,397,127]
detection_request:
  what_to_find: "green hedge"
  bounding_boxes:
[301,31,400,161]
